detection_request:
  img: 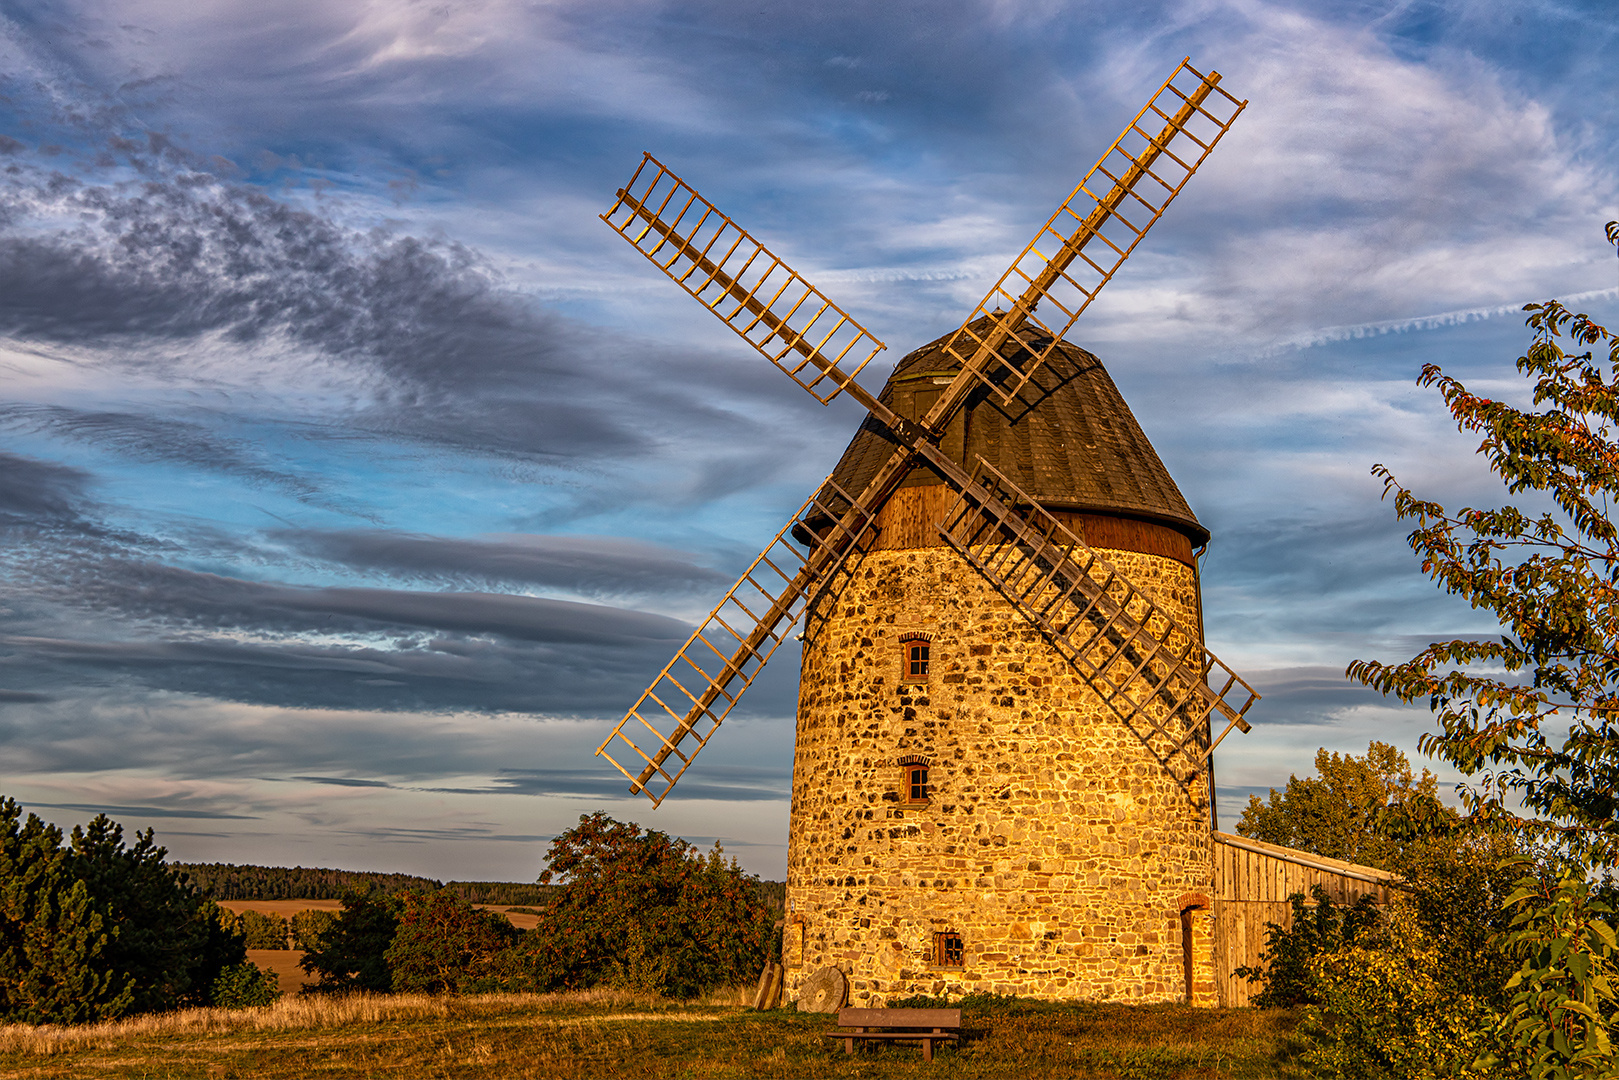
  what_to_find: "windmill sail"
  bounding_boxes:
[597,58,1255,805]
[602,154,885,405]
[922,58,1245,430]
[596,479,878,806]
[936,458,1257,779]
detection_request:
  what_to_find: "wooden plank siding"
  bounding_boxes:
[1210,831,1402,1007]
[869,485,1196,565]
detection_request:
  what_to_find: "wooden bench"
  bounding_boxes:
[823,1007,962,1061]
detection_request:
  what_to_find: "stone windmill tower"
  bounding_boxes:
[595,59,1257,1007]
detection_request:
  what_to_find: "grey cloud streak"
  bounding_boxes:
[1236,666,1402,727]
[272,528,730,597]
[17,552,689,644]
[0,450,93,528]
[0,542,710,716]
[423,764,790,803]
[0,630,672,715]
[0,404,331,507]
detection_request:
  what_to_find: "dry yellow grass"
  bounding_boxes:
[0,989,645,1056]
[0,991,1299,1079]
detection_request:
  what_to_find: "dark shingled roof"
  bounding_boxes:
[812,318,1208,546]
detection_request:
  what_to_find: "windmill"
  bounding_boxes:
[596,59,1257,1005]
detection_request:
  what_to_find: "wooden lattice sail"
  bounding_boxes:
[596,57,1255,804]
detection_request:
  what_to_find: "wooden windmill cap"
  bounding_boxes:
[803,317,1209,551]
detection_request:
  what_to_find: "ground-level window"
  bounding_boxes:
[899,632,931,681]
[934,931,964,968]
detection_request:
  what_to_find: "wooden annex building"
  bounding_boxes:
[1211,832,1400,1007]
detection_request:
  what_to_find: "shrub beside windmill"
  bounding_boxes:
[591,60,1356,1007]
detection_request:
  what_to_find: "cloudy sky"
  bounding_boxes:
[1,0,1615,882]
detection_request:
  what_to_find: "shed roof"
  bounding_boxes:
[810,319,1208,546]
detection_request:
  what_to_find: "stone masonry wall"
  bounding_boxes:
[784,541,1216,1006]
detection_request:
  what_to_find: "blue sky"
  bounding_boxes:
[0,0,1616,881]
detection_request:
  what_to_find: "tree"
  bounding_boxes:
[0,799,248,1022]
[1237,741,1448,869]
[69,814,245,1013]
[0,801,130,1023]
[1347,297,1619,867]
[290,908,336,952]
[299,890,404,992]
[384,892,518,993]
[238,910,289,949]
[526,812,773,997]
[1346,268,1619,1076]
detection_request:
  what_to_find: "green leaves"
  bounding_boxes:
[1349,274,1619,1077]
[1349,298,1619,867]
[1478,871,1618,1079]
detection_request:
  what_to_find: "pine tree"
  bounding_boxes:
[0,799,133,1023]
[0,799,247,1022]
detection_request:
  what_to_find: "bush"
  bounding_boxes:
[290,909,336,952]
[239,910,289,949]
[299,891,403,992]
[525,812,774,998]
[385,892,518,993]
[210,962,281,1008]
[1299,902,1497,1079]
[1391,831,1524,1002]
[0,799,248,1023]
[1236,885,1380,1009]
[1279,836,1575,1077]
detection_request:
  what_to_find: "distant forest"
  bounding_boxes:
[173,863,552,905]
[175,862,785,909]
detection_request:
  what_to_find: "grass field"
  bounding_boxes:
[218,899,541,930]
[0,990,1301,1079]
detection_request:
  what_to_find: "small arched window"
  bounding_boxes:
[899,632,931,682]
[898,754,931,804]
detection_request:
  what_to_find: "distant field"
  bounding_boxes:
[221,899,543,995]
[219,898,540,930]
[245,950,314,995]
[0,990,1299,1079]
